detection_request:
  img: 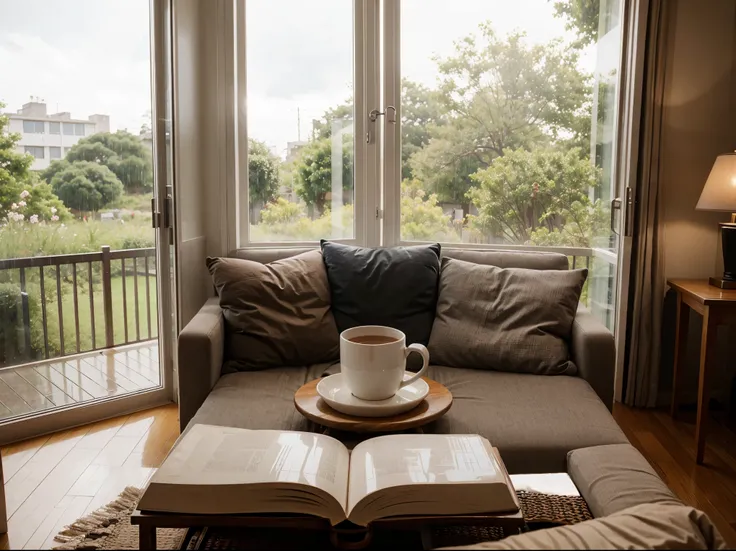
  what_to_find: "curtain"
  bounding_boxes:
[624,0,670,407]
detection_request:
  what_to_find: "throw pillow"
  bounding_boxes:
[320,241,441,345]
[206,250,339,372]
[428,258,587,375]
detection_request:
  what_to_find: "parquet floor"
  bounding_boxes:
[0,344,160,421]
[0,403,178,550]
[3,402,736,549]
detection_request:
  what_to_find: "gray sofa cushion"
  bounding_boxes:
[207,251,339,372]
[428,258,587,375]
[567,443,680,517]
[187,362,341,432]
[442,503,726,550]
[424,366,628,473]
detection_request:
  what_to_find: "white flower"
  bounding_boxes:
[20,190,30,199]
[61,223,66,228]
[8,212,24,222]
[18,201,26,208]
[51,215,59,222]
[29,214,39,224]
[50,207,57,214]
[11,203,17,210]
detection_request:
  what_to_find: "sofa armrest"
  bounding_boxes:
[571,308,615,410]
[177,297,224,431]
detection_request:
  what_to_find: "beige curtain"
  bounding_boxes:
[624,0,670,407]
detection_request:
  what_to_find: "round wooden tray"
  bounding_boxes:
[294,377,452,433]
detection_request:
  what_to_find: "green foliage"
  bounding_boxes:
[400,179,459,242]
[50,161,125,212]
[56,131,153,193]
[294,136,354,214]
[467,147,600,244]
[248,139,281,204]
[553,0,600,47]
[251,200,353,242]
[312,100,353,141]
[410,24,592,208]
[401,80,447,180]
[0,104,70,222]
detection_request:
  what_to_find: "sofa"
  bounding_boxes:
[177,247,724,548]
[179,247,626,474]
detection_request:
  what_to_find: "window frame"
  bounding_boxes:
[49,146,62,159]
[49,121,61,134]
[24,145,45,159]
[22,120,45,134]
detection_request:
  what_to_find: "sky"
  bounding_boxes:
[0,0,599,157]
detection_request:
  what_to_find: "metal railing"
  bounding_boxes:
[0,246,157,368]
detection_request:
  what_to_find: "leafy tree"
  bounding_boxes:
[312,102,353,141]
[248,139,280,205]
[400,179,458,242]
[401,80,446,180]
[467,147,600,244]
[411,25,592,213]
[0,104,69,222]
[553,0,600,48]
[50,161,124,212]
[53,131,153,193]
[294,135,354,215]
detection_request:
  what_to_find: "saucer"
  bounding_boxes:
[316,372,429,418]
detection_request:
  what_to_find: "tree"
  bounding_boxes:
[312,101,353,141]
[467,147,600,244]
[400,179,458,242]
[0,104,69,222]
[55,131,153,193]
[410,25,592,213]
[553,0,600,48]
[401,80,446,180]
[248,139,280,205]
[50,161,124,212]
[294,135,354,215]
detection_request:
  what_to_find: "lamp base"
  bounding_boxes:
[709,277,736,290]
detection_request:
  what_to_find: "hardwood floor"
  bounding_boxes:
[3,402,736,549]
[0,403,178,550]
[0,343,160,422]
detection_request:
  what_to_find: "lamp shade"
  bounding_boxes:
[696,152,736,211]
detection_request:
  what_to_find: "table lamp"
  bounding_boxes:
[696,152,736,289]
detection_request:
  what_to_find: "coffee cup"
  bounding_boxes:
[339,325,429,401]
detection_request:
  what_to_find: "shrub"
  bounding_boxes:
[50,161,124,212]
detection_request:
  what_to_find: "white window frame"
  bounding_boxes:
[234,0,380,249]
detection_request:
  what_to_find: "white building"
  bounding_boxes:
[5,101,110,170]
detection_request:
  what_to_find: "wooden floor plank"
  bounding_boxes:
[0,379,31,417]
[13,367,77,408]
[0,372,55,412]
[38,495,92,550]
[0,434,52,483]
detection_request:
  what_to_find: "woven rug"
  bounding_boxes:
[52,487,592,550]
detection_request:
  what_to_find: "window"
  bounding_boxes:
[22,120,44,133]
[244,0,355,244]
[237,0,624,253]
[24,146,44,159]
[74,123,85,136]
[49,146,61,159]
[62,122,75,135]
[49,121,60,134]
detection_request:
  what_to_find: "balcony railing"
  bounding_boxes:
[0,246,157,370]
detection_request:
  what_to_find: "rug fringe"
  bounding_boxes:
[53,486,143,550]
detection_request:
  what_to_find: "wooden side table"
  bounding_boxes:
[668,279,736,464]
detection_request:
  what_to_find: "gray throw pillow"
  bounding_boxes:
[206,251,339,372]
[428,258,587,375]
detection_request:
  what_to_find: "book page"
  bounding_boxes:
[346,434,504,514]
[152,424,350,510]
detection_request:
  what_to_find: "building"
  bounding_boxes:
[5,101,110,170]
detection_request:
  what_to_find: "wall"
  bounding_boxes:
[658,0,736,404]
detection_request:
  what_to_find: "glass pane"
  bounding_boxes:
[399,0,623,260]
[0,0,162,423]
[246,0,354,242]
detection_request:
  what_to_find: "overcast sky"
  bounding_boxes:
[0,0,597,157]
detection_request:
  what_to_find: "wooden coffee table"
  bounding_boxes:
[294,377,452,433]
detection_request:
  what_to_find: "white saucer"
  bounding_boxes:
[316,372,429,418]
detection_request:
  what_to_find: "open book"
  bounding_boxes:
[138,424,518,527]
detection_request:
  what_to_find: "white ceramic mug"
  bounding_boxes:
[340,325,430,401]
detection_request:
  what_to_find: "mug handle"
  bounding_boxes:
[400,343,430,388]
